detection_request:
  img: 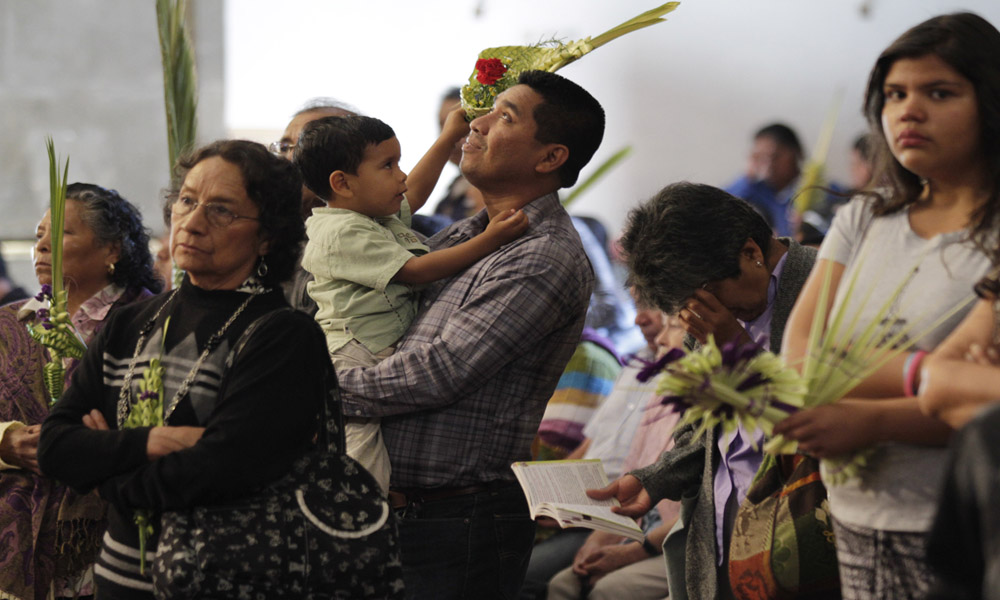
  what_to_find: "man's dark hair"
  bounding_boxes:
[170,140,305,287]
[620,182,773,314]
[517,70,605,188]
[293,116,396,200]
[754,123,803,158]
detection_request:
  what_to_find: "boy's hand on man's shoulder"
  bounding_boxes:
[484,208,529,244]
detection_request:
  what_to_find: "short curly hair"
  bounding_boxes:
[620,182,773,315]
[68,183,163,294]
[168,140,305,287]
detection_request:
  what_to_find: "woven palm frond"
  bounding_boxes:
[461,2,680,119]
[42,361,66,403]
[765,251,975,484]
[32,140,86,404]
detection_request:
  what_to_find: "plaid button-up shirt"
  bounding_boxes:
[339,193,594,488]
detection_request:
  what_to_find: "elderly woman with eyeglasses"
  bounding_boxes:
[37,141,349,599]
[0,184,162,599]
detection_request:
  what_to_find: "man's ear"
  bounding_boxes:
[329,170,354,198]
[534,144,569,176]
[742,238,764,263]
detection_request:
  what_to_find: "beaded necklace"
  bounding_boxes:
[115,287,261,427]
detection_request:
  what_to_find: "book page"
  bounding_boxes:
[511,459,617,510]
[511,459,643,538]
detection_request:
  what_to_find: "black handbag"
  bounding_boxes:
[151,309,404,599]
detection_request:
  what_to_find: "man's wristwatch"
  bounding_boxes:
[641,537,662,556]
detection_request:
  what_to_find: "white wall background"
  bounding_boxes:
[225,0,1000,238]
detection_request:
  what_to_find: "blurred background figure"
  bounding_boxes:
[273,97,361,221]
[0,248,28,306]
[272,97,359,315]
[726,123,803,238]
[848,132,876,191]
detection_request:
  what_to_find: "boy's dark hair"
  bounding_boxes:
[294,116,396,200]
[620,182,773,314]
[517,70,605,188]
[754,123,803,158]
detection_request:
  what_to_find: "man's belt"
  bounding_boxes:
[388,484,501,509]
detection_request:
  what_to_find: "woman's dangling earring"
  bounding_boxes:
[256,257,268,278]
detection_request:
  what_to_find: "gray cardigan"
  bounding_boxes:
[630,239,816,600]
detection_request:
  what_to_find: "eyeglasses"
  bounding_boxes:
[268,140,294,155]
[171,196,260,228]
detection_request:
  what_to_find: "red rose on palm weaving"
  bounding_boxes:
[475,58,507,85]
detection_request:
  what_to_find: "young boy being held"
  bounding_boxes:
[294,112,528,492]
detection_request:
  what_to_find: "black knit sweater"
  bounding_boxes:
[39,279,332,598]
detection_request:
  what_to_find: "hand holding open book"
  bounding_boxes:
[511,459,644,541]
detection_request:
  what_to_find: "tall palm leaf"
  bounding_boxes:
[157,0,198,185]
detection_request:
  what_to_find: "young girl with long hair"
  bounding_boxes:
[773,12,1000,600]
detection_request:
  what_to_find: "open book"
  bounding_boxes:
[511,459,644,541]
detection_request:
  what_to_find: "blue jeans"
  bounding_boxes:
[396,483,536,600]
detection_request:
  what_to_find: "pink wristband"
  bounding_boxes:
[903,350,927,397]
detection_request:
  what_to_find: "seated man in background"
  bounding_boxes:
[546,316,687,600]
[725,123,803,238]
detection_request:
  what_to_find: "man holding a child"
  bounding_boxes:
[336,70,605,599]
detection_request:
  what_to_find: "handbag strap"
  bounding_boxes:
[229,307,346,455]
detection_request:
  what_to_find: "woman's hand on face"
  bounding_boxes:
[147,426,206,460]
[677,289,752,346]
[772,401,878,458]
[0,424,41,474]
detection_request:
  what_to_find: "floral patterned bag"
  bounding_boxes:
[727,453,841,600]
[152,310,404,599]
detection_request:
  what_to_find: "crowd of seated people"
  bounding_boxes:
[2,10,1000,600]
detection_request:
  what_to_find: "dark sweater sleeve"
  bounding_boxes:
[101,311,328,511]
[39,309,152,492]
[629,421,705,503]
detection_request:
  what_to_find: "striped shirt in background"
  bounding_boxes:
[532,331,622,460]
